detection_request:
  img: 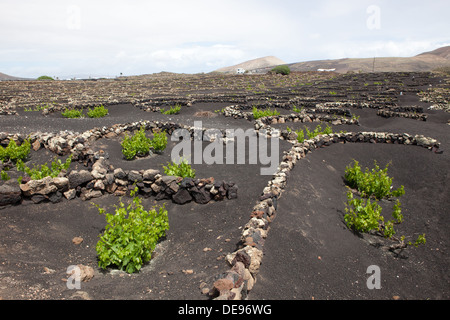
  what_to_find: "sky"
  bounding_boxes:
[1,0,449,79]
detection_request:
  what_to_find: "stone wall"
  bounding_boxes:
[377,109,427,121]
[207,130,440,300]
[0,159,237,207]
[0,121,240,207]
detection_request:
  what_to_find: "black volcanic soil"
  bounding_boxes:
[0,72,448,301]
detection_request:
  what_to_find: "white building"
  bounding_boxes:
[317,68,336,72]
[236,68,246,74]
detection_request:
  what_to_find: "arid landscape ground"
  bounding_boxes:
[0,70,449,300]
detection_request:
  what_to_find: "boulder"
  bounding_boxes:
[142,169,160,181]
[20,176,58,197]
[172,188,193,204]
[64,189,77,200]
[91,160,108,179]
[52,177,69,191]
[80,189,102,201]
[190,186,212,204]
[68,170,93,189]
[161,175,177,187]
[127,170,143,183]
[48,191,63,203]
[0,179,22,206]
[113,168,127,180]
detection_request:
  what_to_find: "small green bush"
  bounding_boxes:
[271,65,291,75]
[95,187,169,273]
[62,108,83,118]
[161,104,181,115]
[150,130,168,153]
[252,106,280,119]
[87,105,109,118]
[0,139,31,163]
[343,160,425,250]
[16,155,72,181]
[293,105,304,113]
[305,123,333,139]
[344,191,383,234]
[1,169,10,181]
[37,75,54,80]
[296,129,305,143]
[293,123,333,143]
[121,126,152,160]
[121,127,168,160]
[344,160,405,199]
[163,159,196,178]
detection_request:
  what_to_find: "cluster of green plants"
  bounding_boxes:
[121,127,167,160]
[271,65,291,75]
[16,155,72,182]
[305,123,333,139]
[288,123,333,143]
[252,106,280,119]
[1,169,10,181]
[344,160,405,199]
[24,103,52,112]
[292,105,304,113]
[87,105,109,118]
[150,129,168,153]
[0,139,31,163]
[343,160,425,249]
[160,104,181,115]
[61,108,84,118]
[163,159,196,178]
[94,187,170,274]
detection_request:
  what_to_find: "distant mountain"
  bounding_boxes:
[288,46,450,73]
[215,56,286,74]
[215,46,450,74]
[0,72,31,81]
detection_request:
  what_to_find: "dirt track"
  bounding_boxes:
[0,71,448,300]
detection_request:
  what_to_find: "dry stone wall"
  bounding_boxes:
[208,130,441,300]
[0,120,239,207]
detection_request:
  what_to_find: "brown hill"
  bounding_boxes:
[288,46,450,73]
[215,56,286,74]
[0,72,30,81]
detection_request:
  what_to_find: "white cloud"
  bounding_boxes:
[0,0,449,77]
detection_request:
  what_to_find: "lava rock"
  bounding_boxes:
[0,179,22,206]
[172,188,193,204]
[68,170,94,189]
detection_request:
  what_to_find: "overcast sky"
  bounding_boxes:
[1,0,449,78]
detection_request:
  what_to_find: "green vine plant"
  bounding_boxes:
[61,108,84,118]
[287,123,333,143]
[94,187,169,274]
[160,104,181,115]
[87,105,109,118]
[163,158,196,178]
[0,139,31,163]
[343,160,425,253]
[121,126,168,160]
[16,155,72,183]
[1,169,10,181]
[252,106,280,119]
